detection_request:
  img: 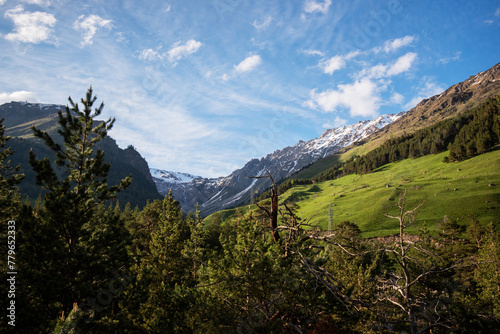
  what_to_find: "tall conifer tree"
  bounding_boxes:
[26,86,132,330]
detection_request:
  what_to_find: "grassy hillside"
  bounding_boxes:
[208,150,499,238]
[279,150,499,237]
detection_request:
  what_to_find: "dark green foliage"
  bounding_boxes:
[314,96,500,183]
[122,193,193,333]
[2,103,162,209]
[15,87,134,332]
[3,89,499,333]
[448,97,500,161]
[255,177,313,203]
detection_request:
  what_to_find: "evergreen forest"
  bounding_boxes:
[1,88,499,333]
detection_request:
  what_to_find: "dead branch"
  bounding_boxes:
[249,170,280,242]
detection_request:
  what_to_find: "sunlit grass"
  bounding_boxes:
[278,150,499,237]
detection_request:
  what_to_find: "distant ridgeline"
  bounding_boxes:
[257,96,500,201]
[0,102,162,208]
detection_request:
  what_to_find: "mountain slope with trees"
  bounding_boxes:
[344,62,500,159]
[1,87,498,334]
[0,101,162,208]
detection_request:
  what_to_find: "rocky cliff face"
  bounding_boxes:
[152,113,403,215]
[0,102,162,209]
[376,62,500,137]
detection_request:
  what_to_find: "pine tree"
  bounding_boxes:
[130,192,193,333]
[23,86,132,331]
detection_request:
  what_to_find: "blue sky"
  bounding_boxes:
[0,0,499,177]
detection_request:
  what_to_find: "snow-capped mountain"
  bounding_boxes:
[151,112,403,215]
[150,169,201,184]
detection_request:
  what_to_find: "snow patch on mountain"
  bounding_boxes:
[150,169,201,184]
[150,112,404,214]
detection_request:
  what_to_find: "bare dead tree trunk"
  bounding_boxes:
[249,170,280,242]
[384,188,425,334]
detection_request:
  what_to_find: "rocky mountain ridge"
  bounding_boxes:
[0,101,162,208]
[374,62,500,138]
[152,113,403,215]
[153,62,500,216]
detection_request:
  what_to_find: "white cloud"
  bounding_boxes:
[496,8,500,17]
[304,0,332,14]
[234,55,262,73]
[252,16,272,31]
[167,39,202,62]
[0,0,7,5]
[390,92,404,104]
[21,0,51,5]
[0,90,36,104]
[439,51,461,64]
[138,48,163,61]
[73,14,113,46]
[302,49,325,56]
[383,36,415,53]
[319,51,359,75]
[308,50,418,118]
[322,116,348,129]
[307,78,381,117]
[387,52,417,76]
[320,55,345,75]
[405,78,445,110]
[3,6,56,44]
[360,52,417,78]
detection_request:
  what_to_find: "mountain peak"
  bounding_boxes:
[150,169,202,184]
[377,62,500,138]
[151,62,500,215]
[151,112,402,214]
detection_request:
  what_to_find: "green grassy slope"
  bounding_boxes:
[278,150,499,237]
[209,150,500,237]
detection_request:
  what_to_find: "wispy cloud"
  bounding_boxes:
[234,55,262,73]
[21,0,51,5]
[167,39,202,62]
[320,55,345,74]
[439,51,461,64]
[359,52,417,78]
[138,48,163,61]
[73,14,113,46]
[304,0,332,14]
[387,52,417,76]
[252,16,272,31]
[0,90,37,104]
[0,0,6,5]
[3,5,56,44]
[382,35,415,53]
[405,77,445,110]
[390,92,404,105]
[322,116,348,129]
[302,49,325,56]
[319,51,359,75]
